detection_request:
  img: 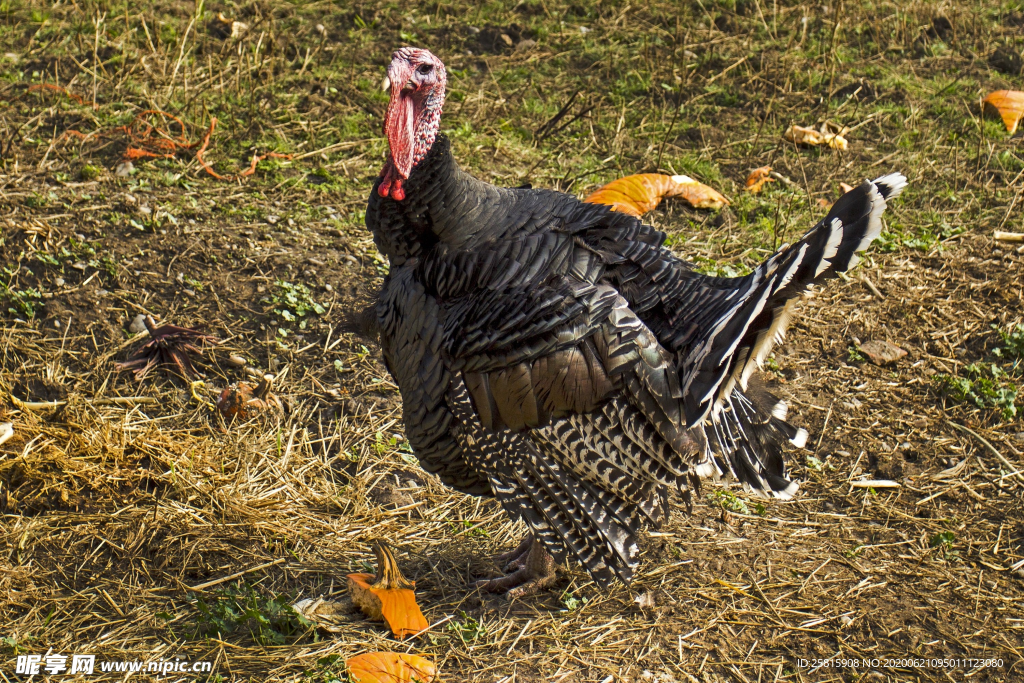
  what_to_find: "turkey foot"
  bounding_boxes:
[475,535,556,599]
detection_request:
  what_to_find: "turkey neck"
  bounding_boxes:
[367,134,510,267]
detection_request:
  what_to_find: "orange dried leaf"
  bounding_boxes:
[839,182,855,194]
[983,90,1024,134]
[216,377,283,421]
[347,543,429,639]
[584,173,728,216]
[745,166,774,194]
[347,652,436,683]
[783,124,848,151]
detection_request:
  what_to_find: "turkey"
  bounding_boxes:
[365,46,906,598]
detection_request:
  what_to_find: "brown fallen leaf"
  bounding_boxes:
[858,340,907,366]
[783,124,849,151]
[982,90,1024,134]
[745,166,774,194]
[347,543,429,638]
[217,376,283,421]
[116,316,219,380]
[584,173,728,215]
[347,652,435,683]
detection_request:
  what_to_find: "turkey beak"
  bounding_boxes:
[381,75,391,92]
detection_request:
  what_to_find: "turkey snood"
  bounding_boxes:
[378,47,446,202]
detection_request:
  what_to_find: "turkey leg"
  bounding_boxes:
[474,534,556,599]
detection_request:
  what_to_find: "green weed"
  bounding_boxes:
[266,280,325,329]
[301,654,347,683]
[560,590,588,611]
[929,531,958,561]
[1,282,42,318]
[189,583,312,645]
[992,323,1024,371]
[933,364,1018,421]
[709,489,753,515]
[447,611,487,644]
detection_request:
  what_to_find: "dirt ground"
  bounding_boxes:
[1,0,1023,681]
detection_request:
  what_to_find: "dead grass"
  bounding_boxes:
[1,0,1023,681]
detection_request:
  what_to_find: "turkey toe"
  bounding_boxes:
[495,534,533,571]
[475,537,556,598]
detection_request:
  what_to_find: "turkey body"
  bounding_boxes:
[366,133,905,586]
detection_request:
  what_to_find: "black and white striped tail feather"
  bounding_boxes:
[448,375,641,586]
[514,452,634,585]
[470,429,629,586]
[669,171,907,502]
[681,173,907,427]
[704,390,802,499]
[531,419,662,528]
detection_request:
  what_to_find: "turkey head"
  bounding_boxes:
[379,47,447,201]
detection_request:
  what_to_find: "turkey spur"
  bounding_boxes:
[365,47,907,597]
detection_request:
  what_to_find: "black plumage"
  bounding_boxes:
[367,132,907,587]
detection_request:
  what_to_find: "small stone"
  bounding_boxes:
[840,615,854,627]
[184,288,196,296]
[72,262,87,271]
[307,257,326,267]
[633,592,656,609]
[123,193,137,205]
[55,278,65,287]
[128,314,148,334]
[858,340,907,366]
[683,49,698,60]
[115,161,134,177]
[54,320,61,329]
[515,39,537,52]
[97,289,109,297]
[266,215,279,225]
[227,355,247,368]
[138,204,152,216]
[324,283,333,292]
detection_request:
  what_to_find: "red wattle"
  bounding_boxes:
[391,180,405,201]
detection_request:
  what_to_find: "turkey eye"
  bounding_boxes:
[417,64,433,75]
